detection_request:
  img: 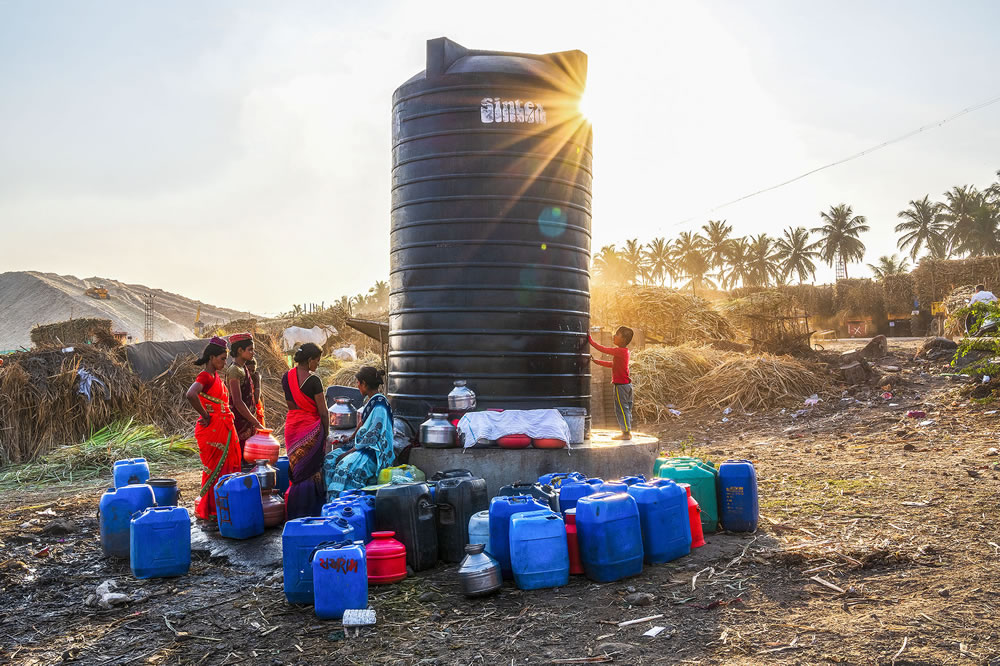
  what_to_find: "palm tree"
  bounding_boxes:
[644,237,673,286]
[368,280,389,309]
[672,232,715,296]
[593,245,631,285]
[720,237,751,289]
[701,219,733,270]
[812,204,869,279]
[941,185,980,256]
[746,234,781,287]
[774,227,819,284]
[895,195,948,261]
[986,170,1000,206]
[867,254,910,279]
[621,239,646,284]
[952,197,1000,257]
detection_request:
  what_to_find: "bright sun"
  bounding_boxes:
[578,93,593,121]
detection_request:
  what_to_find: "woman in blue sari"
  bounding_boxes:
[324,366,394,498]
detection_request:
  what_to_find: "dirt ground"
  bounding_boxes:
[3,339,1000,665]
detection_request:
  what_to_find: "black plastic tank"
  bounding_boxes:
[390,37,593,427]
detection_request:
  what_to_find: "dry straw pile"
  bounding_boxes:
[912,256,1000,309]
[592,285,736,344]
[631,345,830,420]
[630,346,717,421]
[723,290,812,353]
[0,346,145,464]
[730,284,836,318]
[0,332,294,464]
[328,352,386,387]
[687,355,830,411]
[30,318,120,348]
[881,273,916,314]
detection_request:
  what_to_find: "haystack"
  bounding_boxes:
[731,284,837,318]
[0,346,146,463]
[329,352,386,387]
[724,291,813,353]
[687,355,830,411]
[912,256,1000,309]
[591,285,736,344]
[630,346,721,421]
[881,273,916,314]
[834,279,885,318]
[0,331,294,464]
[30,318,120,348]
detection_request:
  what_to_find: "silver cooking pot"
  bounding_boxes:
[328,397,358,429]
[420,412,457,448]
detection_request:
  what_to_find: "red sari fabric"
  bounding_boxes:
[193,372,243,520]
[283,368,326,519]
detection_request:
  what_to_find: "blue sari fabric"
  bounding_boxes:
[324,394,394,499]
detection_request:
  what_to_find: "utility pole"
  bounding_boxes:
[143,293,155,342]
[835,252,847,281]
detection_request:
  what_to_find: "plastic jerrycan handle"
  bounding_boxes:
[302,517,334,526]
[438,469,471,478]
[309,540,354,563]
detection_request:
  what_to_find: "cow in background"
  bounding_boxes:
[281,325,338,352]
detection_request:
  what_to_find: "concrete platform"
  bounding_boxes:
[409,429,661,496]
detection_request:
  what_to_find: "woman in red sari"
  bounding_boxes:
[282,343,329,519]
[185,337,243,521]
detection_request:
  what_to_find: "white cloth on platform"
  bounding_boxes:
[456,409,572,449]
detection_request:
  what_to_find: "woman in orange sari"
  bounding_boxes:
[185,337,243,521]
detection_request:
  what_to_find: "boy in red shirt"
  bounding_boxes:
[588,326,634,440]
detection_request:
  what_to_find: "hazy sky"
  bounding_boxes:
[2,0,998,314]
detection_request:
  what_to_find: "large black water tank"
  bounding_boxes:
[389,37,593,425]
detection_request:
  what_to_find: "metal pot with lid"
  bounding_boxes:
[447,380,476,411]
[420,412,457,448]
[251,460,277,492]
[457,543,502,597]
[329,396,358,429]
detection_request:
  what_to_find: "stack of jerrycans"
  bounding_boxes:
[431,469,488,563]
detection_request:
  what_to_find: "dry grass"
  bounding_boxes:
[0,332,293,464]
[724,290,813,353]
[329,352,385,387]
[630,345,721,421]
[30,318,120,348]
[687,354,830,411]
[0,346,146,464]
[592,285,736,344]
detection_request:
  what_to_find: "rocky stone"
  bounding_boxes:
[624,592,655,607]
[860,335,888,359]
[40,518,77,535]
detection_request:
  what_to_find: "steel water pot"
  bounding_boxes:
[251,460,277,492]
[457,543,501,597]
[420,413,456,448]
[447,380,477,411]
[328,397,358,429]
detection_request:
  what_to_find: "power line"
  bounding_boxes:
[668,92,1000,229]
